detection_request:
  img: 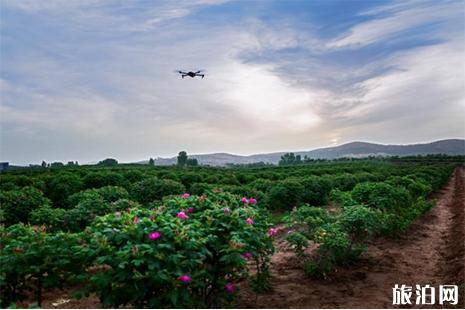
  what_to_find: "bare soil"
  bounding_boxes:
[238,167,465,308]
[20,167,465,308]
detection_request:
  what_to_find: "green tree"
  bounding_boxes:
[279,153,301,165]
[177,151,188,167]
[98,158,118,166]
[149,158,155,166]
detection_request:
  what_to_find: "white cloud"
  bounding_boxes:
[2,0,231,33]
[327,0,463,49]
[358,38,464,119]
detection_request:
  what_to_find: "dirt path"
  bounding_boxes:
[238,167,465,308]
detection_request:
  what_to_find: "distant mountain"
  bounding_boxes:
[149,139,465,166]
[300,139,465,160]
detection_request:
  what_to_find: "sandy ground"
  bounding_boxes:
[238,167,465,308]
[20,167,465,308]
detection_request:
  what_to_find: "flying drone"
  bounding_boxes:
[176,70,205,79]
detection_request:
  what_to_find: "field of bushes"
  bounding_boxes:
[0,158,461,308]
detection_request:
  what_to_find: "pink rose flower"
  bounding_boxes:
[182,193,190,199]
[225,282,235,294]
[246,217,254,225]
[177,275,191,283]
[242,252,253,260]
[187,207,194,213]
[249,197,257,205]
[241,197,249,204]
[133,217,139,224]
[268,227,279,237]
[177,211,189,220]
[223,208,230,214]
[148,231,161,240]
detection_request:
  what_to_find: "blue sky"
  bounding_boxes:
[1,0,464,165]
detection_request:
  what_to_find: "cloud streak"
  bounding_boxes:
[326,0,462,49]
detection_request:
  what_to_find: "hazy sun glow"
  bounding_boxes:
[215,62,321,131]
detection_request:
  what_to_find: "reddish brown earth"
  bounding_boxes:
[20,167,465,308]
[238,167,465,308]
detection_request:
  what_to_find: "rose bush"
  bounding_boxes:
[0,224,87,307]
[79,191,274,308]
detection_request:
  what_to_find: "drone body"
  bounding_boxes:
[176,70,205,79]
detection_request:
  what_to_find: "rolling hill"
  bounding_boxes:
[150,139,465,166]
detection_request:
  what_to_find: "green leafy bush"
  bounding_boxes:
[131,178,185,205]
[386,176,431,199]
[0,224,87,307]
[380,197,434,236]
[267,179,304,210]
[122,170,145,183]
[67,186,129,207]
[189,182,214,195]
[0,187,51,226]
[351,182,411,210]
[339,205,383,243]
[94,186,130,202]
[29,206,67,232]
[82,172,127,189]
[355,172,378,183]
[65,194,112,232]
[310,223,352,277]
[284,205,331,236]
[331,173,358,191]
[300,176,332,206]
[249,178,274,193]
[45,173,83,208]
[215,185,268,208]
[285,232,308,258]
[0,175,34,190]
[111,198,141,211]
[179,173,203,191]
[329,189,357,207]
[285,204,383,278]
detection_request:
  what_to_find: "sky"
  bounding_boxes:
[1,0,464,165]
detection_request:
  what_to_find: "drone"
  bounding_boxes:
[176,70,205,79]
